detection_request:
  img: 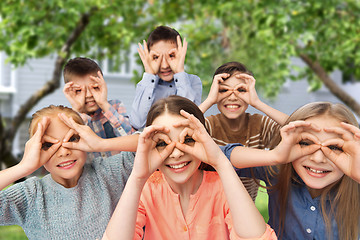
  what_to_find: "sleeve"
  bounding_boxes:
[103,99,134,136]
[129,73,159,130]
[173,72,202,105]
[0,179,36,226]
[134,199,146,240]
[260,116,281,149]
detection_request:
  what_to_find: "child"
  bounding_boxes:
[129,26,202,130]
[63,57,134,160]
[0,105,136,240]
[199,61,289,201]
[223,102,360,239]
[102,96,277,239]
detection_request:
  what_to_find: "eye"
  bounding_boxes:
[327,145,343,152]
[75,89,82,94]
[219,89,228,93]
[153,55,159,60]
[42,142,54,151]
[299,140,313,147]
[69,134,80,142]
[184,136,195,145]
[169,53,175,58]
[237,88,246,93]
[156,140,168,148]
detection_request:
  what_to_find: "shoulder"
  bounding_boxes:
[108,99,124,105]
[187,73,201,82]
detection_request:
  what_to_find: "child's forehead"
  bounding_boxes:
[304,116,342,140]
[45,116,71,139]
[150,40,177,53]
[220,72,246,86]
[69,73,97,85]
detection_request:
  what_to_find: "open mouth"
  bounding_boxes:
[167,161,190,169]
[304,166,331,174]
[225,104,240,110]
[57,160,77,168]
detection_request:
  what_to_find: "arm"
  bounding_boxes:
[175,110,267,238]
[321,122,360,183]
[102,126,175,240]
[227,121,321,169]
[129,73,159,130]
[59,113,139,152]
[0,117,61,190]
[101,100,134,136]
[236,73,289,125]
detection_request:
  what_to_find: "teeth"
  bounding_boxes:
[226,105,239,109]
[168,162,189,169]
[305,166,329,174]
[58,160,75,167]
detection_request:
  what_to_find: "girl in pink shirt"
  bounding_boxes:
[102,95,277,240]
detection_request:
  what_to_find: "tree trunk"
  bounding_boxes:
[299,53,360,118]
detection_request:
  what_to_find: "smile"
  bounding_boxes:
[167,162,190,169]
[57,160,76,168]
[225,104,240,109]
[304,166,330,174]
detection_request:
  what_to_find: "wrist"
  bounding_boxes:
[98,101,111,112]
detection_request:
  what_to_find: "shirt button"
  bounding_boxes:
[151,79,155,83]
[306,228,312,234]
[169,85,172,88]
[175,79,178,82]
[310,206,316,211]
[148,96,151,100]
[183,226,187,231]
[101,153,106,158]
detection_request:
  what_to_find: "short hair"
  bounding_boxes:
[147,26,182,50]
[63,57,103,83]
[29,105,84,137]
[146,95,205,127]
[213,61,253,79]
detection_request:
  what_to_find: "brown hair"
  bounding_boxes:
[29,105,84,136]
[270,102,360,239]
[63,57,103,83]
[213,61,253,79]
[147,26,181,50]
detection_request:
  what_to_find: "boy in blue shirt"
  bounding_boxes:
[129,26,202,130]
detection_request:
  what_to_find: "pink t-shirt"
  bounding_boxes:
[135,171,277,240]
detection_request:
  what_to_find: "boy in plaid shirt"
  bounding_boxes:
[63,57,134,160]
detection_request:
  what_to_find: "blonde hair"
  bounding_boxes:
[29,105,84,137]
[270,102,360,239]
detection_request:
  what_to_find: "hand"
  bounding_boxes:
[58,113,105,152]
[174,110,226,169]
[272,121,321,164]
[133,125,175,180]
[208,73,231,103]
[138,40,162,75]
[63,82,86,113]
[234,73,260,107]
[321,122,360,183]
[165,36,187,74]
[89,71,108,109]
[20,117,61,173]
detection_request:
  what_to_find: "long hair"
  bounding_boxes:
[270,102,360,239]
[29,105,84,137]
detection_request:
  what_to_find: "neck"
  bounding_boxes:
[165,170,203,197]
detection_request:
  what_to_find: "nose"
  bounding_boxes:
[227,91,237,100]
[160,55,170,69]
[85,86,93,97]
[169,147,184,159]
[57,146,72,158]
[309,149,327,163]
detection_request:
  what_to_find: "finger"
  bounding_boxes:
[143,40,149,54]
[58,113,76,130]
[178,127,194,143]
[214,73,230,82]
[175,142,193,156]
[44,141,62,158]
[63,82,74,93]
[152,132,171,145]
[173,118,190,128]
[159,142,176,160]
[340,122,360,140]
[63,129,77,142]
[180,110,205,133]
[321,138,345,149]
[177,35,182,49]
[300,144,321,156]
[320,146,344,167]
[43,135,60,144]
[324,126,353,141]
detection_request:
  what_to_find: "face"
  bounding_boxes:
[152,113,202,187]
[292,115,345,195]
[150,40,177,81]
[70,74,99,114]
[217,72,248,119]
[42,116,86,188]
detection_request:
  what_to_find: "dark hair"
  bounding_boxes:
[63,57,103,83]
[213,61,253,79]
[146,95,205,127]
[147,26,182,50]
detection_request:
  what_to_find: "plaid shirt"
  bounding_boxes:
[81,99,134,160]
